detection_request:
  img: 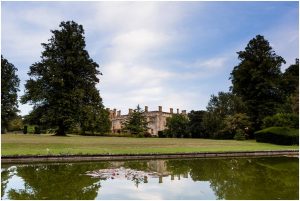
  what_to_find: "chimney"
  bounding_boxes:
[113,109,117,118]
[129,109,133,114]
[117,110,121,117]
[177,108,179,114]
[106,108,110,112]
[182,110,186,115]
[145,106,148,112]
[158,106,162,112]
[170,108,173,114]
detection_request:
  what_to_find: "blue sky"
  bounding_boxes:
[1,1,299,116]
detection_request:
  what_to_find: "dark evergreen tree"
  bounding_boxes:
[122,105,148,135]
[188,110,207,138]
[1,55,20,133]
[21,21,108,135]
[230,35,286,129]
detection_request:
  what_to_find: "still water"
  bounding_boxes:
[1,157,299,200]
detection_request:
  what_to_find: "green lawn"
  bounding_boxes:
[1,134,298,156]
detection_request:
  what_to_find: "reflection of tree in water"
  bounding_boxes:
[166,157,299,200]
[4,162,110,200]
[1,167,14,199]
[2,157,298,200]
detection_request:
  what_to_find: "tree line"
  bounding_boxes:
[122,35,299,142]
[1,21,299,140]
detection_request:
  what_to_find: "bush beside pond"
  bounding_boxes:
[255,127,299,145]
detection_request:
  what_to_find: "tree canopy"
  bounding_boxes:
[21,21,109,135]
[122,105,148,135]
[165,114,190,138]
[230,35,286,129]
[1,55,20,133]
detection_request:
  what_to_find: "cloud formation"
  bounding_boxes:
[1,1,298,115]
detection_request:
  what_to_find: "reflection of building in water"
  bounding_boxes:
[108,160,189,184]
[108,106,187,135]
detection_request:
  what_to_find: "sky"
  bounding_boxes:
[1,1,299,116]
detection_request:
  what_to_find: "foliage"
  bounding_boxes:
[281,59,299,98]
[188,110,208,138]
[80,106,111,134]
[122,105,148,135]
[234,129,246,140]
[1,55,20,133]
[165,114,190,138]
[157,131,166,138]
[230,35,286,130]
[7,116,23,132]
[255,127,299,145]
[223,113,252,140]
[23,125,40,134]
[278,59,299,114]
[202,112,225,139]
[21,21,108,136]
[262,113,299,129]
[206,92,246,118]
[203,92,246,139]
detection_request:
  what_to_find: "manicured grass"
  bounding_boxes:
[1,134,298,156]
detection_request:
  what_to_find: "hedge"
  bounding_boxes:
[255,127,299,145]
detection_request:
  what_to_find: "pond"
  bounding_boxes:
[1,157,299,200]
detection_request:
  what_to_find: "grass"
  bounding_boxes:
[1,134,298,156]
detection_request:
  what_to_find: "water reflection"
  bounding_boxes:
[1,157,299,200]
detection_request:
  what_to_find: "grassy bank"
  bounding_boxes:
[1,134,298,156]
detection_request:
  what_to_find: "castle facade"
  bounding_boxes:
[108,106,186,135]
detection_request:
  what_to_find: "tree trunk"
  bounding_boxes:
[55,121,66,136]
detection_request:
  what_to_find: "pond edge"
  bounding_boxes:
[1,150,298,163]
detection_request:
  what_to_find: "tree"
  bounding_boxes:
[279,59,299,114]
[80,106,111,134]
[21,21,108,136]
[1,55,20,133]
[188,110,207,138]
[230,35,286,130]
[206,92,246,118]
[281,59,299,96]
[203,91,246,138]
[165,114,190,138]
[7,116,23,132]
[223,113,252,140]
[122,105,148,135]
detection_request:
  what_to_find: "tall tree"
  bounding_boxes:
[21,21,108,135]
[165,114,190,138]
[279,59,299,114]
[230,35,286,129]
[203,91,247,138]
[122,105,148,135]
[188,110,207,138]
[206,92,246,118]
[1,55,20,133]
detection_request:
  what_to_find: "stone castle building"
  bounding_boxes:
[108,106,186,135]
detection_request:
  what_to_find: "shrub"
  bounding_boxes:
[222,113,252,140]
[23,126,27,134]
[255,127,299,145]
[34,126,41,134]
[263,113,299,129]
[234,129,246,140]
[143,132,152,138]
[158,131,166,138]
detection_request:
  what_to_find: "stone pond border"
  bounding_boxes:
[1,150,298,163]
